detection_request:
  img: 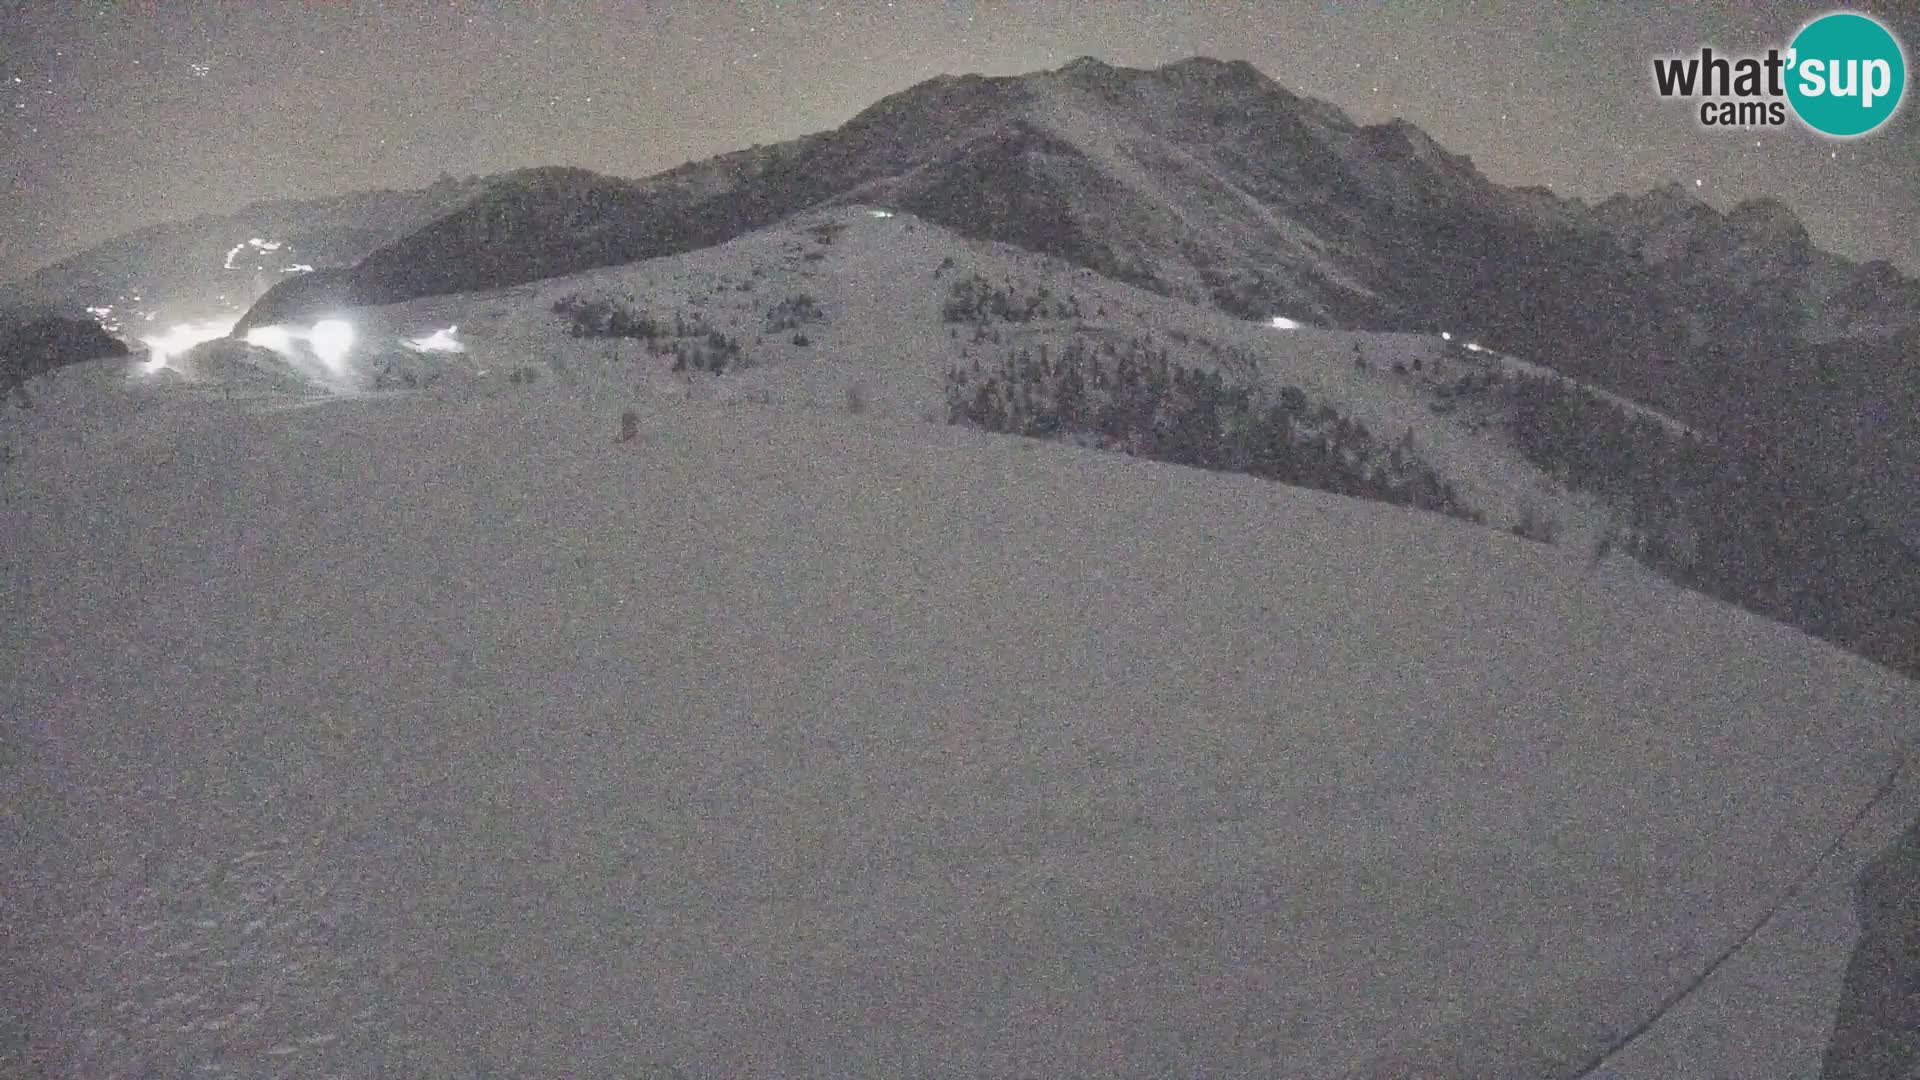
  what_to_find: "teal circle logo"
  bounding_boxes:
[1786,11,1906,137]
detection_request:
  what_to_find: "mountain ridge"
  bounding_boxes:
[13,55,1917,538]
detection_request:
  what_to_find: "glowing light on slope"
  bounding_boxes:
[309,319,355,371]
[1269,316,1299,329]
[1440,331,1453,342]
[283,264,315,274]
[404,325,464,353]
[139,318,236,374]
[244,325,294,352]
[1464,342,1485,353]
[225,238,285,270]
[867,209,894,218]
[237,322,356,388]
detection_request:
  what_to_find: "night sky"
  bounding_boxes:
[4,1,1917,283]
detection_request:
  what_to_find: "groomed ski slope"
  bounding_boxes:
[4,369,1916,1077]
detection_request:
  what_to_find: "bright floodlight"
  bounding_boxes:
[310,318,355,371]
[139,317,236,374]
[1269,316,1299,329]
[1464,342,1485,353]
[405,325,465,353]
[244,325,293,353]
[1440,331,1453,341]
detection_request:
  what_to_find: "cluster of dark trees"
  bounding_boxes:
[765,294,825,332]
[551,294,744,374]
[945,334,1483,524]
[1501,369,1920,678]
[941,273,1083,324]
[552,295,662,341]
[664,331,743,374]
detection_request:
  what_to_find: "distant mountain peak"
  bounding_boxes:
[1368,117,1464,162]
[210,52,1918,403]
[1057,55,1112,75]
[1048,55,1274,95]
[1726,196,1806,236]
[1602,180,1703,212]
[1594,180,1715,228]
[1160,56,1268,82]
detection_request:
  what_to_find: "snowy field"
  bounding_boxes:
[4,208,1917,1076]
[4,360,1916,1076]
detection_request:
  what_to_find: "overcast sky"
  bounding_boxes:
[4,0,1916,282]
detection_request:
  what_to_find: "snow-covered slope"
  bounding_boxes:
[0,205,1803,609]
[4,210,1917,1077]
[263,206,1667,550]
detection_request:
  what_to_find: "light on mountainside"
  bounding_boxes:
[405,325,465,353]
[222,237,284,270]
[1464,342,1485,353]
[309,318,355,372]
[138,317,236,374]
[244,325,294,353]
[1269,316,1300,329]
[867,209,894,218]
[1441,331,1453,341]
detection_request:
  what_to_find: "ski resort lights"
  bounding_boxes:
[309,319,355,371]
[243,325,294,352]
[139,317,237,374]
[1269,316,1300,329]
[223,237,287,270]
[404,325,464,353]
[241,318,356,374]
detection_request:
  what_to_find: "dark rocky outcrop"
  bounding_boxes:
[1823,810,1920,1079]
[0,312,130,394]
